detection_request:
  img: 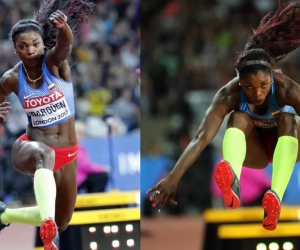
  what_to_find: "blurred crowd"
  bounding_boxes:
[141,0,300,118]
[0,0,140,203]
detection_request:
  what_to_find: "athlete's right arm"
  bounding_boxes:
[146,79,240,210]
[168,88,237,182]
[0,70,15,100]
[0,71,15,121]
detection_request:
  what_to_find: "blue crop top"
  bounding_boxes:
[238,74,294,128]
[17,55,75,128]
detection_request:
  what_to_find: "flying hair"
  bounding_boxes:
[236,1,300,72]
[11,0,95,50]
[34,0,95,50]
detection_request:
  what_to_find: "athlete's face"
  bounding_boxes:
[14,30,44,68]
[239,71,272,106]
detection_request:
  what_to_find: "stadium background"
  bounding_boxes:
[0,0,140,249]
[140,0,300,250]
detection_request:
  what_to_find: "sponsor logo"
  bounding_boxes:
[24,93,34,99]
[24,88,71,127]
[68,151,77,157]
[24,89,64,109]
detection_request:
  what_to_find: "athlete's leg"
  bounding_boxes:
[0,140,60,249]
[1,140,56,227]
[1,206,42,226]
[272,112,298,200]
[12,140,56,220]
[262,112,298,230]
[53,160,77,232]
[226,111,270,170]
[294,115,300,161]
[215,111,269,209]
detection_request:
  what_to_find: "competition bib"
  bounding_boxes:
[24,89,71,127]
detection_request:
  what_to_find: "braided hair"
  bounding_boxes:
[236,1,300,76]
[10,0,95,49]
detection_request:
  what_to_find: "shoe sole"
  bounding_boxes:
[262,191,280,231]
[40,219,58,250]
[214,161,240,209]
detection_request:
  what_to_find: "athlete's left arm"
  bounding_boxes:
[276,73,300,115]
[48,10,73,67]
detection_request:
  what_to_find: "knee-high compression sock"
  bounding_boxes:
[34,168,57,221]
[1,206,42,226]
[272,136,298,201]
[222,128,247,179]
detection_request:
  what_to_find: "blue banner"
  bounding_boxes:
[81,133,140,191]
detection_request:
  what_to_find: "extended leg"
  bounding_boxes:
[262,113,298,231]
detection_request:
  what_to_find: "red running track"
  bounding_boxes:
[0,223,35,250]
[141,214,205,250]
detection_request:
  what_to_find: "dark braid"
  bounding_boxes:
[10,20,43,44]
[236,49,273,76]
[10,0,95,50]
[236,1,300,75]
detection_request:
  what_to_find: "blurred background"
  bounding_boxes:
[140,0,300,250]
[0,0,140,249]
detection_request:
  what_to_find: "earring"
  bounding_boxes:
[239,82,241,86]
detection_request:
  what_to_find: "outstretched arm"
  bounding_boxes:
[147,83,239,210]
[169,96,232,182]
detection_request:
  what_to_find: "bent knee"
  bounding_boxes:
[35,146,55,168]
[12,142,55,174]
[227,111,254,131]
[277,112,296,126]
[277,112,297,136]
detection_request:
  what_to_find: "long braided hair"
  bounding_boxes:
[10,0,95,50]
[236,1,300,76]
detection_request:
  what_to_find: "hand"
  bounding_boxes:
[49,10,67,29]
[146,176,178,212]
[0,102,11,122]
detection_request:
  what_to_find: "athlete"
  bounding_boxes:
[0,0,94,249]
[0,102,11,122]
[147,1,300,231]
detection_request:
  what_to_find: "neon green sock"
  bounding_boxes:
[1,206,42,226]
[222,127,246,179]
[34,168,57,220]
[272,136,298,201]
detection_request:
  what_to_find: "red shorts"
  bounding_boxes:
[17,134,78,172]
[260,132,278,163]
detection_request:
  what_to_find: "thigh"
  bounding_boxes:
[11,140,55,175]
[54,159,77,230]
[277,113,300,161]
[243,128,270,169]
[295,116,300,162]
[227,111,269,169]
